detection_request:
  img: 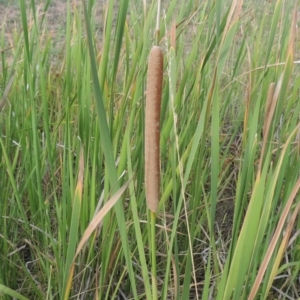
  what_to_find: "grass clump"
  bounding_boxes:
[0,0,299,299]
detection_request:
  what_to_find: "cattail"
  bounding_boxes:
[145,46,163,213]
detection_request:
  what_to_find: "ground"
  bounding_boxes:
[1,0,70,35]
[0,0,108,72]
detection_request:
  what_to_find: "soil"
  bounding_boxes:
[0,0,108,74]
[0,0,107,48]
[1,1,70,36]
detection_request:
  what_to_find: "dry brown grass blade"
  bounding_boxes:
[221,0,243,44]
[263,82,276,138]
[248,177,300,300]
[264,200,300,295]
[232,0,243,23]
[287,1,297,61]
[281,201,300,249]
[145,46,163,213]
[258,81,277,172]
[258,2,297,172]
[170,21,176,49]
[76,147,85,197]
[74,180,130,258]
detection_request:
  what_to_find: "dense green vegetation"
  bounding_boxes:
[0,0,299,299]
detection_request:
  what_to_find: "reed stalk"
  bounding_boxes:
[145,45,163,299]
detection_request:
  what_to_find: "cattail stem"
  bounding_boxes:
[155,0,161,45]
[145,45,163,300]
[145,46,163,214]
[150,211,157,299]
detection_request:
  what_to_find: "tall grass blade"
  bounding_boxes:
[63,148,84,299]
[249,162,300,299]
[82,1,138,297]
[75,180,130,258]
[0,284,29,300]
[0,71,14,112]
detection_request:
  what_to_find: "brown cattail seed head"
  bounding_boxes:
[145,46,163,213]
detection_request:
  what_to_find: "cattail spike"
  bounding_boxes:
[145,46,163,213]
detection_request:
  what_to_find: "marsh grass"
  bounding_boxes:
[0,0,300,299]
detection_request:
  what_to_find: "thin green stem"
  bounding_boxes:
[151,211,158,300]
[155,0,161,45]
